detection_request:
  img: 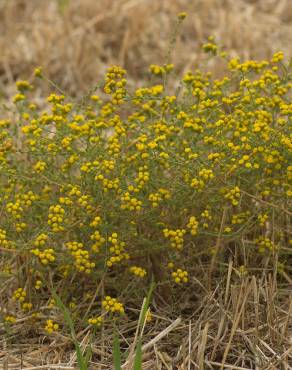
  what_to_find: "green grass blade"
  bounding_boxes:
[75,345,88,370]
[84,338,93,368]
[138,281,155,331]
[133,338,142,370]
[132,283,154,370]
[51,290,88,370]
[51,290,75,336]
[113,331,122,370]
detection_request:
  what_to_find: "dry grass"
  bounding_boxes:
[0,0,292,96]
[1,265,291,369]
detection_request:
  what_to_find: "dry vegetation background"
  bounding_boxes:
[0,0,292,96]
[1,1,292,369]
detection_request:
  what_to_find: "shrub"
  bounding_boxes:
[0,44,291,334]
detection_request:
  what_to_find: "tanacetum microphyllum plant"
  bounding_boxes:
[0,40,291,336]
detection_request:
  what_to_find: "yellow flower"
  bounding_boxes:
[34,66,43,77]
[177,12,187,20]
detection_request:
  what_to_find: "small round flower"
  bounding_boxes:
[178,12,187,20]
[34,66,43,77]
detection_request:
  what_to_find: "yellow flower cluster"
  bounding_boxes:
[149,64,174,76]
[1,45,291,332]
[19,191,39,206]
[199,168,214,180]
[95,174,120,192]
[5,315,16,324]
[90,216,102,228]
[224,186,241,206]
[104,66,127,105]
[90,230,106,252]
[135,84,164,98]
[257,213,268,226]
[45,319,59,334]
[67,186,81,197]
[271,51,284,63]
[171,268,189,284]
[5,192,39,233]
[202,36,218,55]
[255,237,276,253]
[190,178,204,190]
[12,288,26,303]
[148,188,171,207]
[12,288,32,310]
[102,296,124,314]
[163,228,186,250]
[134,165,150,189]
[0,229,14,249]
[13,93,26,103]
[34,161,46,173]
[77,195,94,212]
[231,212,250,225]
[187,216,199,235]
[16,80,33,92]
[6,201,23,219]
[47,93,65,104]
[22,302,33,311]
[31,247,55,265]
[107,233,129,267]
[34,233,48,247]
[200,209,212,228]
[35,280,43,290]
[120,192,142,211]
[129,266,147,278]
[88,316,103,326]
[15,222,26,232]
[48,204,65,232]
[65,241,95,274]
